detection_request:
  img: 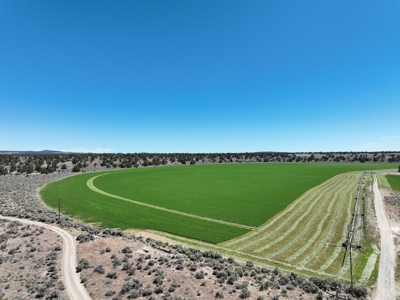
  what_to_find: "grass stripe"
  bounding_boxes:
[151,230,346,280]
[292,174,357,268]
[269,173,355,261]
[222,176,342,248]
[247,175,343,253]
[223,174,347,249]
[87,174,256,231]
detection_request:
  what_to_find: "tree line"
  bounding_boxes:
[0,151,399,175]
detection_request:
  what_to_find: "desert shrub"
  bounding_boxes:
[112,257,122,267]
[195,270,204,279]
[286,284,295,290]
[346,285,368,298]
[271,281,280,290]
[215,291,224,298]
[168,285,175,293]
[227,274,238,285]
[236,281,248,290]
[259,280,270,291]
[142,286,153,296]
[76,234,94,243]
[122,262,132,271]
[94,265,105,274]
[239,288,250,299]
[154,285,164,294]
[122,247,132,253]
[272,267,281,275]
[278,275,289,286]
[153,276,163,285]
[127,290,140,299]
[105,290,116,296]
[189,264,197,271]
[106,272,118,279]
[45,290,59,299]
[300,281,318,294]
[203,250,222,259]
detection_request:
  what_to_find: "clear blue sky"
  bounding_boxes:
[1,1,399,153]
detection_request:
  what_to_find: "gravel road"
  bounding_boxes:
[373,175,395,300]
[0,215,92,300]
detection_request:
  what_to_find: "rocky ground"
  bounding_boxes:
[0,172,369,299]
[0,218,67,299]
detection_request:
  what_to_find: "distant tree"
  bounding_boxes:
[72,165,81,172]
[26,164,34,174]
[0,166,7,175]
[398,165,400,172]
[61,164,67,169]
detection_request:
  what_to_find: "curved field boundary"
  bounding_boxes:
[87,174,256,231]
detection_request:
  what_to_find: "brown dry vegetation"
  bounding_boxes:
[0,218,67,300]
[0,163,376,299]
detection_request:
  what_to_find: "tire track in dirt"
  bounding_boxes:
[0,215,92,300]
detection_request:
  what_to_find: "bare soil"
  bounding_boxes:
[0,218,68,300]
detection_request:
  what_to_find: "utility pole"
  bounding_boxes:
[58,197,60,224]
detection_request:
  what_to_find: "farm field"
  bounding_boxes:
[386,174,400,192]
[41,163,394,244]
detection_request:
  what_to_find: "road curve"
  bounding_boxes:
[0,215,92,300]
[373,175,395,300]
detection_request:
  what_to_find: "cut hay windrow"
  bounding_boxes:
[228,174,346,251]
[319,191,354,271]
[258,174,352,256]
[271,173,356,261]
[155,230,348,280]
[357,245,378,285]
[287,173,357,266]
[222,174,345,248]
[240,174,346,253]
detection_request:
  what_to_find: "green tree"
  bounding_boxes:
[72,165,81,172]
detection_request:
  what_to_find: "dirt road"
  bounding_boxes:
[373,175,395,300]
[0,215,92,300]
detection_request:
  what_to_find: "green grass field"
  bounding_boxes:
[386,174,400,192]
[40,163,395,244]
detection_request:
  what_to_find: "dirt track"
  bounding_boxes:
[0,215,92,300]
[373,175,395,300]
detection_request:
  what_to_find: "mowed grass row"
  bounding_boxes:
[40,163,396,244]
[386,174,400,192]
[221,172,369,280]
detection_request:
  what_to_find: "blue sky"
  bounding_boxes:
[1,1,399,153]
